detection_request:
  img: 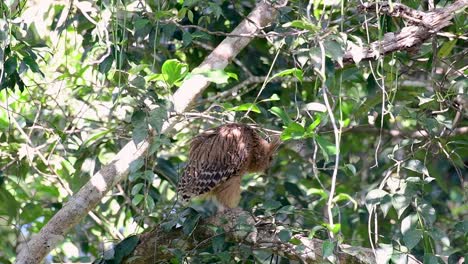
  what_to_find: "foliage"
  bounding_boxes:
[0,0,466,263]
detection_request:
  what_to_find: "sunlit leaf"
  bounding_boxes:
[365,189,389,211]
[161,59,189,86]
[269,68,303,82]
[229,103,260,113]
[418,203,436,226]
[280,122,305,141]
[392,194,411,218]
[132,194,144,206]
[332,193,357,210]
[269,106,292,125]
[315,135,337,162]
[403,160,429,176]
[303,102,326,112]
[375,243,393,264]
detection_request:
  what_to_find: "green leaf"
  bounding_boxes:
[161,59,189,87]
[307,188,327,199]
[278,229,292,242]
[131,110,148,144]
[269,106,291,125]
[182,31,193,46]
[187,10,194,23]
[212,232,225,253]
[128,63,149,74]
[129,158,144,173]
[23,55,44,77]
[145,196,155,211]
[280,122,305,141]
[229,103,261,113]
[402,229,422,250]
[4,56,17,75]
[308,225,327,238]
[131,183,144,195]
[315,135,337,162]
[132,194,144,206]
[424,253,444,264]
[269,68,303,82]
[183,211,201,235]
[148,106,167,132]
[83,129,112,148]
[332,193,357,210]
[277,205,295,214]
[437,39,457,58]
[401,213,419,234]
[305,116,322,137]
[134,18,149,30]
[403,160,429,176]
[303,102,326,112]
[113,235,139,263]
[454,220,468,234]
[324,223,341,234]
[344,164,356,176]
[380,195,392,218]
[226,72,238,81]
[0,187,20,217]
[260,93,280,102]
[392,194,411,218]
[418,202,436,226]
[263,200,282,211]
[283,19,319,32]
[365,189,389,211]
[325,40,344,66]
[322,240,335,258]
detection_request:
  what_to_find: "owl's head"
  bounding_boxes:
[250,135,281,173]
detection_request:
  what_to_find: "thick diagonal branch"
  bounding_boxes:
[343,0,468,64]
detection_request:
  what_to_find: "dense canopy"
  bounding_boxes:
[0,0,466,263]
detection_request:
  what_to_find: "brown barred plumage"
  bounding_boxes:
[177,123,280,209]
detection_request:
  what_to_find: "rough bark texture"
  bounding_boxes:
[343,0,468,64]
[15,1,285,263]
[123,209,422,264]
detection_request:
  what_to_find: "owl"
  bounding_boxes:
[177,123,280,209]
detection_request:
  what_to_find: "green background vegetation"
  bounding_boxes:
[0,0,466,263]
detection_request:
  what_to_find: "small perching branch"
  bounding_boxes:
[15,1,286,263]
[343,0,468,64]
[123,209,421,264]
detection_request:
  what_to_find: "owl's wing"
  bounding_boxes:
[177,126,250,202]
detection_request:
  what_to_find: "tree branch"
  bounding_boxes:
[122,208,421,264]
[343,0,468,64]
[15,1,286,263]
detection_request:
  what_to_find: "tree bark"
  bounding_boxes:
[122,208,421,264]
[343,0,468,64]
[15,1,286,263]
